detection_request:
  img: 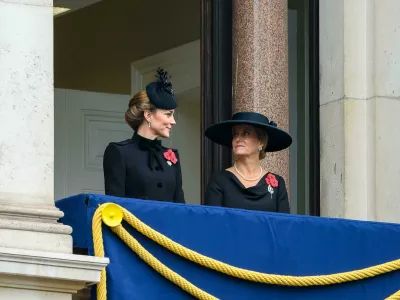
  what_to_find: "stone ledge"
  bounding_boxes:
[0,203,64,223]
[0,218,72,234]
[0,202,73,252]
[0,229,73,253]
[0,247,108,293]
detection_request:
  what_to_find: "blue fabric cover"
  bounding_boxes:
[56,194,400,299]
[56,193,89,248]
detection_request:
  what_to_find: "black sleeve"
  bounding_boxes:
[204,173,224,207]
[173,152,186,204]
[103,144,126,197]
[276,176,290,213]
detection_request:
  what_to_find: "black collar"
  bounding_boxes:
[132,132,162,149]
[132,132,164,171]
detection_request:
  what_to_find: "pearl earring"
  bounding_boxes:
[258,146,263,151]
[148,121,151,128]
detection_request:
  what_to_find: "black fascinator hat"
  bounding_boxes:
[146,68,177,109]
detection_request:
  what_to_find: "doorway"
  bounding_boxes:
[54,0,202,204]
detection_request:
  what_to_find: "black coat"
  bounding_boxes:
[103,132,185,203]
[204,170,289,213]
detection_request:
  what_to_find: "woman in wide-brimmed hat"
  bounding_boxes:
[204,112,292,213]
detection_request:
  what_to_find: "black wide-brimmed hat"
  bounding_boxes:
[146,68,177,109]
[205,112,292,152]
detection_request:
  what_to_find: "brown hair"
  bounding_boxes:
[254,127,269,160]
[125,91,157,131]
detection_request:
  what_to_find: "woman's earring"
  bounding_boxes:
[258,146,263,151]
[148,121,151,128]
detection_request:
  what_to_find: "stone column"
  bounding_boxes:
[320,0,400,223]
[232,0,290,182]
[0,1,107,298]
[374,0,400,222]
[319,0,346,219]
[0,0,70,253]
[343,0,375,221]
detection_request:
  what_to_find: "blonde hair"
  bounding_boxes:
[254,127,269,160]
[125,91,157,131]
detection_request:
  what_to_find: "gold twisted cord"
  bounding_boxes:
[112,225,217,300]
[92,203,400,300]
[92,204,107,300]
[389,290,400,299]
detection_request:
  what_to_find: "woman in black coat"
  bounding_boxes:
[204,112,292,213]
[103,69,185,203]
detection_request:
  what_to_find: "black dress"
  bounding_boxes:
[103,132,185,203]
[204,170,289,213]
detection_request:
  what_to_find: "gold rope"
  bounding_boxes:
[92,204,107,300]
[92,203,400,300]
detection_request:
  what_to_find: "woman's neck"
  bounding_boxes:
[234,156,261,176]
[136,124,158,140]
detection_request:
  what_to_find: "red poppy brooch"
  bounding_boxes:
[163,149,178,166]
[265,173,278,198]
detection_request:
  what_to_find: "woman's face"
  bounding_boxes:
[149,109,176,138]
[232,124,263,158]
